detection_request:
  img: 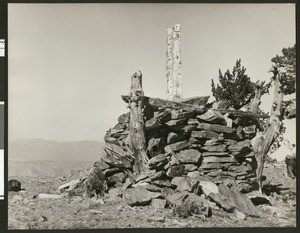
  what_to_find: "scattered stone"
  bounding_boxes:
[171,110,195,119]
[202,152,229,157]
[58,179,81,193]
[166,164,186,177]
[161,187,175,198]
[167,132,186,144]
[178,149,202,164]
[145,117,162,130]
[236,210,246,220]
[201,145,227,152]
[123,186,162,206]
[183,164,198,172]
[181,96,210,106]
[165,118,186,127]
[199,163,232,170]
[197,122,235,134]
[164,140,189,154]
[202,156,237,164]
[151,198,167,209]
[148,154,169,169]
[197,109,227,125]
[243,125,256,135]
[166,191,189,206]
[151,180,175,188]
[94,159,110,171]
[123,178,134,190]
[199,181,219,196]
[191,130,220,139]
[149,171,165,181]
[8,179,21,192]
[218,184,260,217]
[171,177,193,192]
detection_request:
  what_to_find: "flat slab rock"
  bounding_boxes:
[209,184,260,217]
[164,140,189,154]
[177,149,202,164]
[123,186,162,206]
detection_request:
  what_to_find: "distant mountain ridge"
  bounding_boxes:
[9,138,105,162]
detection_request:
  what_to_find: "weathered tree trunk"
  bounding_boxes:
[127,71,149,174]
[251,81,264,114]
[251,71,284,192]
[166,24,183,102]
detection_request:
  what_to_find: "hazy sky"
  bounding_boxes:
[8,3,295,154]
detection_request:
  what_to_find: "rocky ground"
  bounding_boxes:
[8,161,296,229]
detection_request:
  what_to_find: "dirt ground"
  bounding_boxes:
[8,162,296,229]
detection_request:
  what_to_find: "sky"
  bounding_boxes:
[8,3,295,160]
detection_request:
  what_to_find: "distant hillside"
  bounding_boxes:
[9,139,105,162]
[8,161,94,177]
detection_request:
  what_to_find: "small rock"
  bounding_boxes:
[148,154,169,169]
[199,181,219,196]
[177,149,202,164]
[236,210,246,220]
[151,198,167,209]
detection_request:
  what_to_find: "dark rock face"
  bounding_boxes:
[8,179,21,192]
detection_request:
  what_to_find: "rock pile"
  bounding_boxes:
[60,96,268,217]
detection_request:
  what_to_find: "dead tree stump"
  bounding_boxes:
[127,71,149,174]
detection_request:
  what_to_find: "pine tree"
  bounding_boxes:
[211,59,255,109]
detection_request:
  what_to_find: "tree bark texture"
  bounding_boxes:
[251,72,284,192]
[251,82,264,114]
[128,71,149,174]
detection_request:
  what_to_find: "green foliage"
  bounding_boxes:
[271,44,296,95]
[211,59,255,109]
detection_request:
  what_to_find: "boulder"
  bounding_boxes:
[123,186,162,206]
[218,184,260,217]
[164,140,189,154]
[151,199,167,209]
[177,149,202,164]
[8,179,21,192]
[148,154,169,169]
[191,130,220,139]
